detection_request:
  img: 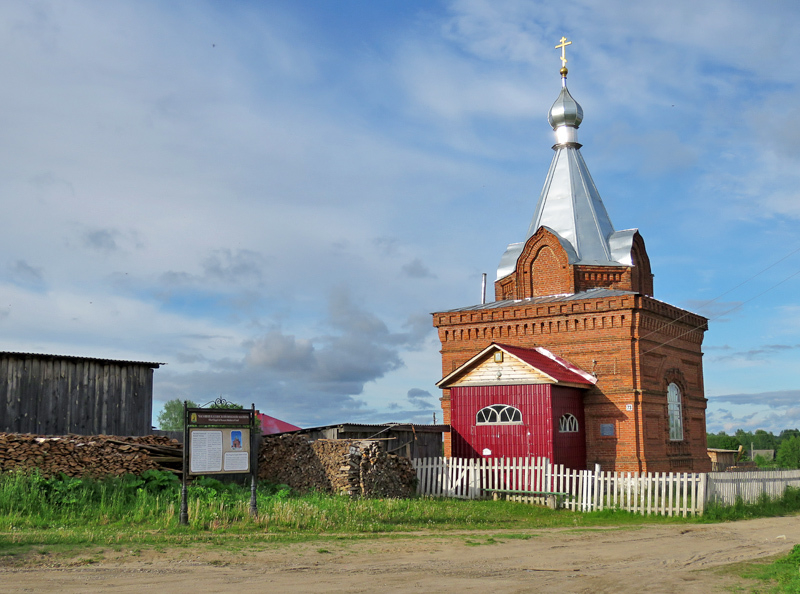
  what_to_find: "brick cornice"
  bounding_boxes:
[433,293,639,328]
[635,295,708,330]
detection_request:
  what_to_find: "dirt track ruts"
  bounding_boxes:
[2,515,798,593]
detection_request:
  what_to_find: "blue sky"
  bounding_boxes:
[1,0,799,434]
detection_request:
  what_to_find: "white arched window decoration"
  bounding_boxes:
[667,383,684,441]
[476,404,522,425]
[558,413,579,433]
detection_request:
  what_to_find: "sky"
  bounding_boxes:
[1,0,799,435]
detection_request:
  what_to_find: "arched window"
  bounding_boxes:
[667,383,683,441]
[558,413,579,433]
[476,404,522,425]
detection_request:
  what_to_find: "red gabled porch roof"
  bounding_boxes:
[495,343,596,385]
[436,342,596,389]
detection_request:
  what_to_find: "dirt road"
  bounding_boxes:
[2,516,798,593]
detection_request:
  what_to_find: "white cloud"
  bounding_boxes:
[1,0,799,431]
[244,330,315,372]
[707,390,800,434]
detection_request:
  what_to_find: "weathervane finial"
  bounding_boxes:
[555,36,572,79]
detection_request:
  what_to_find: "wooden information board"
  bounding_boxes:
[180,400,259,525]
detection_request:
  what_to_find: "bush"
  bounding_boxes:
[703,486,800,522]
[777,436,800,469]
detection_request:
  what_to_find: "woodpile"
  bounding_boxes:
[257,434,331,491]
[310,439,365,495]
[0,431,417,497]
[358,443,416,498]
[258,434,416,498]
[0,433,182,478]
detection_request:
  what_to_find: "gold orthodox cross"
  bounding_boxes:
[555,36,571,67]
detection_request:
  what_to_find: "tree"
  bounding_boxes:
[707,431,739,450]
[752,429,777,451]
[776,436,800,469]
[734,429,754,448]
[156,399,197,431]
[779,429,800,442]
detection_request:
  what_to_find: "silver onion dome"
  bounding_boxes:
[548,85,583,129]
[547,69,583,145]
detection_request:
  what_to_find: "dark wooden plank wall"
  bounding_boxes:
[0,355,155,436]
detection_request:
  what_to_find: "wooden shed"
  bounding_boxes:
[707,447,742,472]
[437,343,596,468]
[0,351,161,436]
[281,423,448,460]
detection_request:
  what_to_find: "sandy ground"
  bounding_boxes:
[2,516,798,593]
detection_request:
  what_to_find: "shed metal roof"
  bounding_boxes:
[0,351,163,368]
[276,422,450,436]
[258,413,301,435]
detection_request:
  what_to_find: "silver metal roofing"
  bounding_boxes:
[440,288,637,313]
[276,423,450,435]
[548,82,583,130]
[0,351,163,367]
[497,73,637,280]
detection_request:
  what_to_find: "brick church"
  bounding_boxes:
[433,40,711,473]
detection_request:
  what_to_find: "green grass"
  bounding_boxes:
[736,544,800,593]
[1,471,800,566]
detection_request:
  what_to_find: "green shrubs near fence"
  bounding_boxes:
[701,486,800,522]
[0,469,182,528]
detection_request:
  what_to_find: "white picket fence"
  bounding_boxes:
[413,457,800,517]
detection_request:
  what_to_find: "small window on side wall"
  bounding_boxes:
[558,413,579,432]
[667,382,684,441]
[476,404,522,425]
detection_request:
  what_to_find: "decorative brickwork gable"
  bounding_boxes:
[496,227,654,301]
[629,232,654,296]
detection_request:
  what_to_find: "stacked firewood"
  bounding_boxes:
[258,434,416,498]
[357,442,417,498]
[0,433,182,478]
[311,439,364,495]
[257,433,331,491]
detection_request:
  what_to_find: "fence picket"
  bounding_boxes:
[413,457,799,517]
[681,472,687,517]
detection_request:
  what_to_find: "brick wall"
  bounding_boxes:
[434,233,709,473]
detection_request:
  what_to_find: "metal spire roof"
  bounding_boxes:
[497,41,637,280]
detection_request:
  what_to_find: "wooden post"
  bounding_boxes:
[249,403,258,518]
[697,473,707,516]
[179,399,189,526]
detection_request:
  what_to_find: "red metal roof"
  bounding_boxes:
[257,413,301,435]
[495,343,596,386]
[437,342,596,388]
